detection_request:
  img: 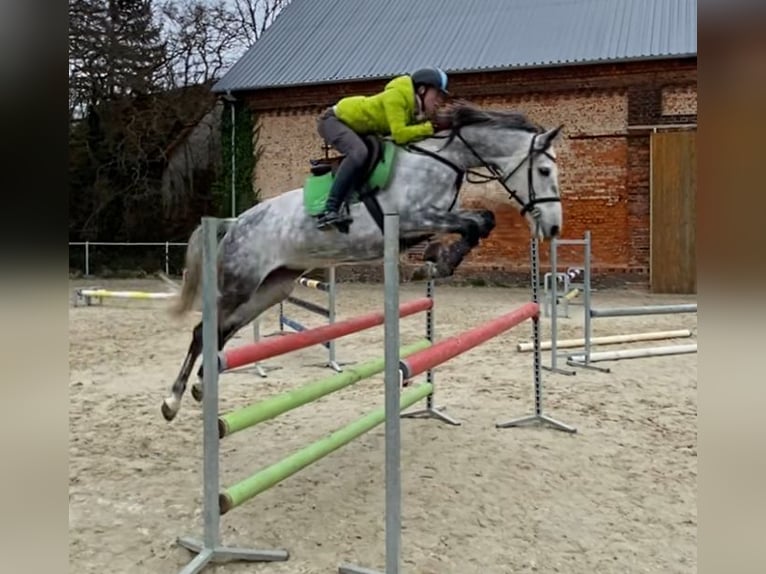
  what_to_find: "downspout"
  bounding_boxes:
[222,90,237,218]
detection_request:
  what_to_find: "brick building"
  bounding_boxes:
[213,0,697,292]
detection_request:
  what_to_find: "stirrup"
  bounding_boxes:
[317,208,352,230]
[317,211,348,226]
[336,204,353,224]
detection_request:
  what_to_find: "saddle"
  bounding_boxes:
[309,134,385,194]
[303,134,395,234]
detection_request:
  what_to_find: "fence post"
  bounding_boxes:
[327,266,339,370]
[165,241,170,275]
[85,241,90,277]
[383,212,402,574]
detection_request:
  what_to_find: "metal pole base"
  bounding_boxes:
[224,362,282,377]
[241,364,282,377]
[496,413,577,434]
[303,359,352,372]
[328,360,343,373]
[176,537,289,574]
[338,563,384,574]
[248,363,269,378]
[565,359,611,373]
[327,359,355,373]
[400,405,461,426]
[542,364,577,376]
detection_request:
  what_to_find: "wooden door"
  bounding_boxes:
[650,130,696,293]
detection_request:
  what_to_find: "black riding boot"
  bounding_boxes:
[317,158,360,230]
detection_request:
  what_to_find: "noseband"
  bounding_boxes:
[455,130,561,217]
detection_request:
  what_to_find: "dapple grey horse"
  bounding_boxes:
[161,104,564,421]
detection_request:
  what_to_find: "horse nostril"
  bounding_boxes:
[550,225,560,237]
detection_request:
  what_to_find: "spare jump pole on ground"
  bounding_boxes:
[73,287,176,306]
[78,288,175,299]
[517,329,693,352]
[217,339,431,438]
[569,298,698,373]
[219,297,433,372]
[539,232,697,374]
[569,343,698,363]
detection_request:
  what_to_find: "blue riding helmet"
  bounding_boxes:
[411,67,450,95]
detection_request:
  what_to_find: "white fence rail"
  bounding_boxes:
[69,241,189,277]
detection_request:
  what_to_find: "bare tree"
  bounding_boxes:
[158,0,291,89]
[160,0,240,88]
[230,0,291,46]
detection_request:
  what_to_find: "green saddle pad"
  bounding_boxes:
[303,140,397,216]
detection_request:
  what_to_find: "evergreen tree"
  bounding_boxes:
[69,0,166,116]
[105,0,167,98]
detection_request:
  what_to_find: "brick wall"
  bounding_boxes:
[242,59,697,284]
[627,135,651,271]
[662,85,698,116]
[253,112,327,199]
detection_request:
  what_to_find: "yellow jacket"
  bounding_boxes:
[333,75,435,144]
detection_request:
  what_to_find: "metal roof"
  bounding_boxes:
[212,0,697,93]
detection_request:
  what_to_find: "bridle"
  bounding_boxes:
[455,129,561,217]
[407,127,561,218]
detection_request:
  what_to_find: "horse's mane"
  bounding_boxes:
[439,100,543,136]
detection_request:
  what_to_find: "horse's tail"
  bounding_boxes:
[168,218,238,317]
[168,224,204,318]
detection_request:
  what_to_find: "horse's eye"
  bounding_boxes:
[538,167,551,177]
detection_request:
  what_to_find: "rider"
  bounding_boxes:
[315,66,451,230]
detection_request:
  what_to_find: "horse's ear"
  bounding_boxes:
[536,124,564,151]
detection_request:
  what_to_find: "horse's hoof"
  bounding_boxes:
[422,242,445,263]
[434,261,455,279]
[161,399,178,422]
[191,383,203,402]
[480,211,496,237]
[411,264,436,281]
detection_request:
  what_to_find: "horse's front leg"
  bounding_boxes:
[400,207,496,278]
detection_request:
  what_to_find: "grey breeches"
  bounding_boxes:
[317,109,368,170]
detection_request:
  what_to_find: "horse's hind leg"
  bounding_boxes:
[162,314,254,421]
[188,267,304,403]
[189,319,245,402]
[161,267,303,422]
[162,321,206,421]
[160,315,249,420]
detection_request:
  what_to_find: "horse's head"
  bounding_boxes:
[441,103,564,239]
[504,124,564,239]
